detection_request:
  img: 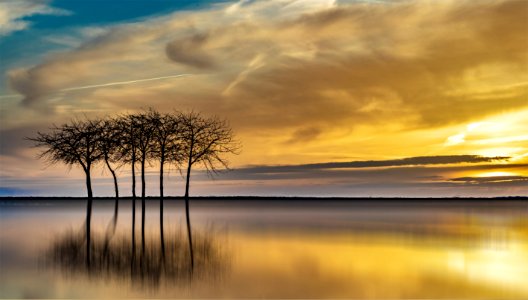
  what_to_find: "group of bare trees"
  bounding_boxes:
[29,109,239,271]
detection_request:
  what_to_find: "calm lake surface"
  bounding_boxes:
[1,198,527,299]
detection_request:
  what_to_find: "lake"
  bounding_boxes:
[1,198,527,298]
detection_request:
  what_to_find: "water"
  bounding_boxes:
[1,198,527,298]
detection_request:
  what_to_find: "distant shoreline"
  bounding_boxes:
[1,196,526,201]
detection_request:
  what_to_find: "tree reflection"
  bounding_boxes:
[44,226,230,288]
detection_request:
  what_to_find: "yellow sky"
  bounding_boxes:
[0,0,527,196]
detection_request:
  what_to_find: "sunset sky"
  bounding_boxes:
[0,0,527,197]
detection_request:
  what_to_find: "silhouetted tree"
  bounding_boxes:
[30,109,239,272]
[116,115,140,262]
[29,119,104,268]
[177,111,239,272]
[133,110,157,256]
[151,111,183,260]
[97,118,122,232]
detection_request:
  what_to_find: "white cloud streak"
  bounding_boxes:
[0,0,72,37]
[59,74,192,92]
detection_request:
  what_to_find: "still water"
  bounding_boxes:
[1,198,527,298]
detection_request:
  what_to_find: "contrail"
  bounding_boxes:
[60,74,193,92]
[0,94,20,99]
[348,0,392,3]
[0,74,193,101]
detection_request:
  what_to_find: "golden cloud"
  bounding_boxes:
[2,0,527,196]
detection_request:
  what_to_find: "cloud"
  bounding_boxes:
[236,155,511,174]
[449,176,528,185]
[7,68,49,107]
[201,161,528,196]
[3,158,525,197]
[0,125,40,157]
[0,0,71,37]
[2,0,528,197]
[166,33,216,69]
[286,126,322,144]
[6,22,173,107]
[6,0,528,126]
[164,0,528,132]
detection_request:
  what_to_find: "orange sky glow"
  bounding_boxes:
[0,0,527,197]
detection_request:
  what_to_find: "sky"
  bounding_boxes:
[0,0,527,197]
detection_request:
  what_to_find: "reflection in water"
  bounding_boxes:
[43,226,230,289]
[1,199,527,298]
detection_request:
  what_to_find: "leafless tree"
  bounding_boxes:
[177,111,239,272]
[133,110,157,256]
[115,114,140,262]
[29,119,104,268]
[150,111,184,260]
[97,118,122,233]
[29,109,239,272]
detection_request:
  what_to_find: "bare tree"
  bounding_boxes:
[133,110,157,256]
[177,111,239,272]
[150,111,183,260]
[116,115,140,262]
[29,119,104,268]
[97,118,122,233]
[29,109,238,273]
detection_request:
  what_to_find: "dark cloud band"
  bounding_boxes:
[237,155,510,174]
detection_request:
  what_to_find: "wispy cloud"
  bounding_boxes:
[0,0,72,37]
[6,0,528,125]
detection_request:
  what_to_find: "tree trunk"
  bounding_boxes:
[85,166,93,269]
[105,158,119,229]
[184,156,194,272]
[141,156,146,255]
[159,153,165,260]
[131,155,136,262]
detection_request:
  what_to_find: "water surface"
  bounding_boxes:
[1,198,527,298]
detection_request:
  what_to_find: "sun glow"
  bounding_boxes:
[477,171,517,178]
[442,109,528,165]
